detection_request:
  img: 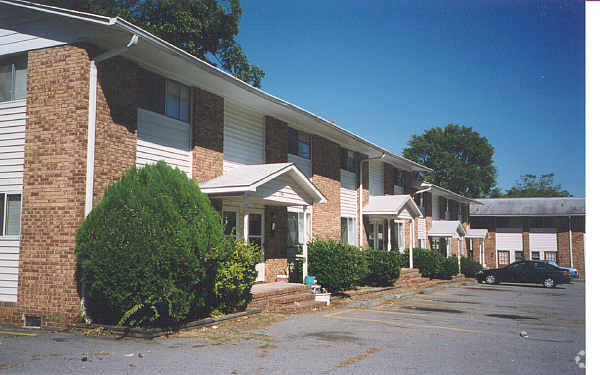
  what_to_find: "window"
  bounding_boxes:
[458,204,462,221]
[391,222,404,251]
[340,148,356,172]
[248,213,263,249]
[288,128,311,159]
[341,217,356,245]
[143,75,190,122]
[394,169,405,188]
[466,239,473,259]
[544,251,557,262]
[288,211,311,245]
[431,237,441,251]
[515,251,524,262]
[0,193,21,236]
[0,54,27,102]
[531,251,540,260]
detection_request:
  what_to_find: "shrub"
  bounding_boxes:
[412,248,443,278]
[214,237,260,314]
[398,252,410,268]
[460,256,483,278]
[307,239,367,293]
[76,161,226,328]
[438,256,459,279]
[363,250,402,286]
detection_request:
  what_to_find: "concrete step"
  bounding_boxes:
[276,299,328,313]
[270,291,315,305]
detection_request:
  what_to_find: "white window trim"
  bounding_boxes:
[0,190,22,239]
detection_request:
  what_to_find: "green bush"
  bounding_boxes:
[307,239,367,293]
[398,252,410,268]
[76,161,227,328]
[460,256,483,278]
[438,256,459,279]
[363,250,402,286]
[412,248,443,278]
[214,237,260,314]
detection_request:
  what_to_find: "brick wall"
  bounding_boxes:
[383,163,395,195]
[522,217,530,261]
[357,153,369,248]
[191,88,223,184]
[93,56,139,204]
[0,45,93,328]
[311,135,341,240]
[265,116,288,164]
[556,217,571,269]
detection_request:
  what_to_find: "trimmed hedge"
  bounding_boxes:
[76,161,258,328]
[363,250,402,286]
[460,256,483,278]
[412,248,443,278]
[438,256,459,279]
[307,239,367,293]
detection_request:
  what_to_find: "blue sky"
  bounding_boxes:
[237,0,585,197]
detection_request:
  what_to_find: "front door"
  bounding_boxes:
[498,250,510,268]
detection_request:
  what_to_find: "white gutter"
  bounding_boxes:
[358,154,385,248]
[569,216,573,268]
[84,34,138,217]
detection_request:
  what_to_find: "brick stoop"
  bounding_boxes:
[396,268,440,289]
[248,283,327,313]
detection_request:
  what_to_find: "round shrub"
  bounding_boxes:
[460,256,483,278]
[307,239,367,293]
[76,161,225,328]
[412,248,443,278]
[438,256,459,279]
[363,250,402,286]
[214,237,260,314]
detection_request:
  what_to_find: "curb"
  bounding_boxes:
[72,308,262,339]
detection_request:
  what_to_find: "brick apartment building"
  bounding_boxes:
[469,197,585,278]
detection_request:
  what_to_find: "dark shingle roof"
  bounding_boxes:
[470,197,585,216]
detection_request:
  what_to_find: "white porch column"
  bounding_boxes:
[458,238,462,274]
[242,194,249,242]
[387,219,392,251]
[302,205,308,280]
[482,240,486,268]
[409,219,414,269]
[446,238,450,258]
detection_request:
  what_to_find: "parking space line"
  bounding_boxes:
[323,309,358,318]
[363,308,496,325]
[0,330,37,337]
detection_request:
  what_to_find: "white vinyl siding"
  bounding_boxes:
[496,228,523,251]
[249,175,312,206]
[0,100,25,191]
[288,153,312,178]
[0,99,24,303]
[529,228,557,252]
[368,160,384,196]
[223,101,265,172]
[418,218,426,240]
[340,169,357,218]
[136,108,192,178]
[431,192,440,220]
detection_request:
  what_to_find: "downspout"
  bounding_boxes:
[569,216,573,268]
[82,34,139,321]
[358,153,385,248]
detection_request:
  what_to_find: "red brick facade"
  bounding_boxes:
[191,88,224,184]
[0,45,93,328]
[311,135,341,239]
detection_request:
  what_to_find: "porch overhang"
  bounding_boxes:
[199,163,326,206]
[362,195,423,219]
[428,220,466,238]
[465,228,488,239]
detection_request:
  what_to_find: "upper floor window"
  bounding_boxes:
[394,168,405,193]
[143,75,190,122]
[288,128,311,160]
[0,193,21,236]
[0,54,27,102]
[340,148,355,172]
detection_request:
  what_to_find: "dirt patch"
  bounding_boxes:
[336,347,381,368]
[486,314,537,320]
[170,312,284,346]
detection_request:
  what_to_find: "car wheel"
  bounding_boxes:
[485,275,496,284]
[543,278,556,288]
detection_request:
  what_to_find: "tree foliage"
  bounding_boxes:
[500,173,571,198]
[37,0,265,87]
[403,124,497,198]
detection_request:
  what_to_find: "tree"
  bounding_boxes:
[37,0,265,87]
[403,124,497,198]
[501,173,571,197]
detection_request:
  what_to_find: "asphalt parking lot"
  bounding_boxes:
[0,280,585,374]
